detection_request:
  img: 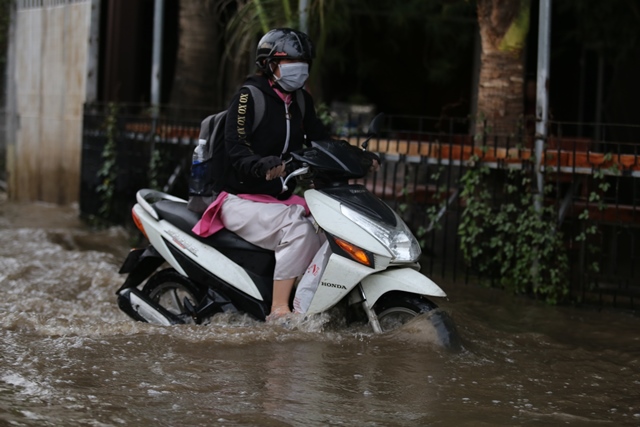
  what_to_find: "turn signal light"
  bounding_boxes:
[333,237,372,267]
[131,208,148,239]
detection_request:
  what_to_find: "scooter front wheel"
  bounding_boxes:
[373,291,461,350]
[373,291,437,331]
[142,269,204,324]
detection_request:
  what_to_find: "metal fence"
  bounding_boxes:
[81,104,640,309]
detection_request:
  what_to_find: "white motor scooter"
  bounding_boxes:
[116,115,459,348]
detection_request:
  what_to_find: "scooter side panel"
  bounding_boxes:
[360,268,447,307]
[305,190,392,257]
[135,205,188,277]
[135,204,264,301]
[116,247,165,293]
[305,254,374,314]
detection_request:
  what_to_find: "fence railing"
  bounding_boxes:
[81,104,640,309]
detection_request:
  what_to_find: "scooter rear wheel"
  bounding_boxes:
[143,269,204,323]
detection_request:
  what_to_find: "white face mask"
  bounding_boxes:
[274,63,309,92]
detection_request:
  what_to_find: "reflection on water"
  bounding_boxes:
[0,199,639,426]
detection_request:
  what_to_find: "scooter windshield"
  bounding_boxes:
[292,140,368,180]
[321,185,398,227]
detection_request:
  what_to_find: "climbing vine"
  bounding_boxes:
[95,103,120,224]
[457,153,570,304]
[148,146,163,191]
[576,153,620,287]
[414,166,448,250]
[315,102,333,128]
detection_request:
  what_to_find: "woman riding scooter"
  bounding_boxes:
[193,28,378,322]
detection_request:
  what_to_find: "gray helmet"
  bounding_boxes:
[255,28,315,73]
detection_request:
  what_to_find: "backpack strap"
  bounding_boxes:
[244,85,265,132]
[295,89,305,119]
[244,84,306,129]
[205,111,227,158]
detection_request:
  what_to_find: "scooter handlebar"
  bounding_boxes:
[282,165,310,193]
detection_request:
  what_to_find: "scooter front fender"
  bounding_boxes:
[360,268,446,307]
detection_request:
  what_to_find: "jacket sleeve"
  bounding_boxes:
[225,87,262,176]
[224,86,284,197]
[300,90,331,144]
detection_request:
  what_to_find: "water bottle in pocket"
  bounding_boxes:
[189,139,212,196]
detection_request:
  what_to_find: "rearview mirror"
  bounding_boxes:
[362,113,385,150]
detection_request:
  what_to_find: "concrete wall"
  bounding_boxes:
[5,0,96,204]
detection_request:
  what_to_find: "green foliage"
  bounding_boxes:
[575,155,621,285]
[415,166,448,249]
[220,0,475,99]
[371,0,476,85]
[424,166,445,225]
[556,0,640,60]
[148,147,163,191]
[222,0,306,61]
[457,155,570,304]
[94,103,120,225]
[315,102,333,128]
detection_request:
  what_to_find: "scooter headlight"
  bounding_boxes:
[340,204,421,263]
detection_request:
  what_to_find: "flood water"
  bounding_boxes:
[1,196,639,426]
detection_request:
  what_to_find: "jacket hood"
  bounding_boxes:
[244,74,283,102]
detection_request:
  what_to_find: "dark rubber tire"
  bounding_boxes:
[373,291,461,351]
[373,291,438,331]
[142,269,204,323]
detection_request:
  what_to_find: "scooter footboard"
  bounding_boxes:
[360,268,446,307]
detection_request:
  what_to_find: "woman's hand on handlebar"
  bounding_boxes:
[252,156,286,181]
[369,157,381,173]
[265,163,286,181]
[362,151,381,173]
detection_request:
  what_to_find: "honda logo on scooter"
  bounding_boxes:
[321,281,347,290]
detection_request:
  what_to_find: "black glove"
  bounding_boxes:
[252,156,283,178]
[361,150,381,169]
[362,150,381,164]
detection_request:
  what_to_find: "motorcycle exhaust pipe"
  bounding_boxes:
[117,287,186,325]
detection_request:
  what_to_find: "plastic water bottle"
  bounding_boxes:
[190,139,207,194]
[193,138,206,164]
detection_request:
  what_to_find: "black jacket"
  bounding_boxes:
[217,74,330,197]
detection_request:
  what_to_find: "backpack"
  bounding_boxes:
[187,85,305,214]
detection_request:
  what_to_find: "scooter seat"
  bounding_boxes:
[153,200,200,229]
[152,200,270,253]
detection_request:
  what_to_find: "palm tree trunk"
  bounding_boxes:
[169,0,221,111]
[476,0,530,138]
